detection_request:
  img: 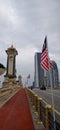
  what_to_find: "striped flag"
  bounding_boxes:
[41,36,53,71]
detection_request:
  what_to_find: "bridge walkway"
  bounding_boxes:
[0,88,35,130]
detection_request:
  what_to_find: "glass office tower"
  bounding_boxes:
[34,52,59,88]
[46,61,59,88]
[34,52,44,88]
[52,61,59,87]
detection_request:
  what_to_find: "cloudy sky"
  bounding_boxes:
[0,0,60,86]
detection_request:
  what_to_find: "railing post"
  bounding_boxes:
[45,104,52,130]
[30,90,32,103]
[38,97,42,124]
[32,92,35,107]
[34,95,38,114]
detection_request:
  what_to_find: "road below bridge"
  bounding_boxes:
[33,88,60,113]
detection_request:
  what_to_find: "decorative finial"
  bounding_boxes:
[11,44,13,48]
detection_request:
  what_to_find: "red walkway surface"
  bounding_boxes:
[0,88,35,130]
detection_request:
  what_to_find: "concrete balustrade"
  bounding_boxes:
[45,104,52,130]
[38,97,42,124]
[26,87,60,130]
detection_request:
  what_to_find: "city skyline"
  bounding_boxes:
[0,0,60,86]
[34,52,59,88]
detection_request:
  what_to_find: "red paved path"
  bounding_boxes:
[0,88,35,130]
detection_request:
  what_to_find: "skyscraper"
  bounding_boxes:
[46,61,59,88]
[52,61,59,87]
[34,52,59,88]
[34,52,44,88]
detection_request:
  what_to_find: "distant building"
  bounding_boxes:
[46,61,59,88]
[34,52,59,88]
[34,52,44,88]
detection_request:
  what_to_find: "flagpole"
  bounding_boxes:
[44,70,46,88]
[47,39,56,130]
[49,69,56,129]
[41,36,56,129]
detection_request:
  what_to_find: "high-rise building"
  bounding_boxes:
[34,52,44,88]
[34,52,59,88]
[46,61,59,88]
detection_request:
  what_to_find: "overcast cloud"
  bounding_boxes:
[0,0,60,86]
